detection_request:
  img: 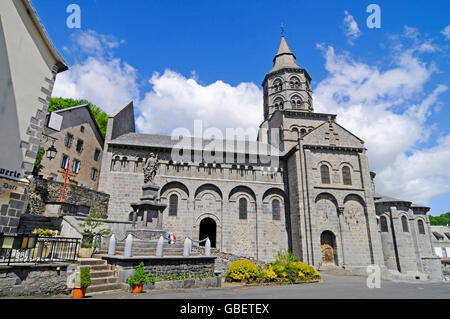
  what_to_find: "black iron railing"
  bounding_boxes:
[0,234,80,265]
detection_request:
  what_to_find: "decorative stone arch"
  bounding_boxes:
[194,213,221,249]
[262,188,286,221]
[320,230,338,265]
[195,183,223,201]
[272,78,283,92]
[160,181,190,200]
[343,194,366,207]
[273,96,284,110]
[315,192,339,208]
[289,94,303,109]
[229,185,257,203]
[289,76,301,89]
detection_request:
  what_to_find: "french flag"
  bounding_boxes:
[168,233,176,244]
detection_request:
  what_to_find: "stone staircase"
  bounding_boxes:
[78,258,125,294]
[104,239,199,257]
[318,263,355,276]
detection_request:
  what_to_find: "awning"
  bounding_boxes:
[433,231,444,240]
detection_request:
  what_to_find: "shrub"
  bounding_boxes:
[295,261,320,279]
[284,263,300,283]
[263,264,278,280]
[126,262,152,286]
[274,250,297,267]
[271,263,287,278]
[80,267,92,288]
[226,260,259,282]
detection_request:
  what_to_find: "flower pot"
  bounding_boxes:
[132,284,143,294]
[78,247,94,258]
[72,287,87,299]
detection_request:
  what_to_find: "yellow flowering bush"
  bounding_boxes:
[226,260,258,282]
[263,264,278,280]
[295,261,320,279]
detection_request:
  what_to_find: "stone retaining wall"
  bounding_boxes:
[0,264,72,297]
[27,177,109,217]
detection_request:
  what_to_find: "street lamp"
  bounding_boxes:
[46,144,58,160]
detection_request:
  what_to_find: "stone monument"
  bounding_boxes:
[127,153,168,240]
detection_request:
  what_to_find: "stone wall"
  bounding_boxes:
[0,264,72,297]
[0,178,29,234]
[27,176,110,217]
[102,256,216,283]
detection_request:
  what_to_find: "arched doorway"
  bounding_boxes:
[199,218,217,248]
[321,231,337,265]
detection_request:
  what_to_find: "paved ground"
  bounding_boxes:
[83,273,449,299]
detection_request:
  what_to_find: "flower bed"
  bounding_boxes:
[225,250,321,285]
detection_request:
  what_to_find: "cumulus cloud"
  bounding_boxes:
[441,25,450,39]
[135,70,263,137]
[53,30,139,113]
[314,28,449,205]
[343,11,361,45]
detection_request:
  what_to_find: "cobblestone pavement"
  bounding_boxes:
[80,274,450,299]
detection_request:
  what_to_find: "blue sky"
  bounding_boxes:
[33,0,450,215]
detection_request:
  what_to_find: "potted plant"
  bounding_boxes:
[126,262,151,293]
[31,228,58,259]
[73,267,92,299]
[78,211,111,258]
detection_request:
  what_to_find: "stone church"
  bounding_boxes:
[98,36,443,281]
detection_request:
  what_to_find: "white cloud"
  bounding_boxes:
[314,29,449,205]
[53,31,139,113]
[343,11,361,45]
[441,25,450,39]
[136,70,263,136]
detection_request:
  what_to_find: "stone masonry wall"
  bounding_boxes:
[0,264,71,297]
[27,176,110,217]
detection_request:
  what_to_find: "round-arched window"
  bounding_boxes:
[239,197,248,220]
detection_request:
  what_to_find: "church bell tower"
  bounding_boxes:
[262,36,313,120]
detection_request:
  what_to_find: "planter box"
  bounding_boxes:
[78,248,94,258]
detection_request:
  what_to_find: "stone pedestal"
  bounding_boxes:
[128,184,168,240]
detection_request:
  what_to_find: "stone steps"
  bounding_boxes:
[78,258,123,294]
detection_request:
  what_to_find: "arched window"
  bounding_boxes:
[273,98,284,110]
[272,199,281,221]
[320,165,331,184]
[239,197,248,220]
[342,166,352,185]
[169,194,178,216]
[300,128,307,136]
[289,77,300,89]
[380,216,388,232]
[418,219,425,234]
[273,79,282,92]
[290,95,302,109]
[401,215,409,232]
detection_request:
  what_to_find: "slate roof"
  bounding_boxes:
[109,132,284,157]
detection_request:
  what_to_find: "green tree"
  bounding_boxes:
[32,146,45,176]
[49,97,108,137]
[429,212,450,226]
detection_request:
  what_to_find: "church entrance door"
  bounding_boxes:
[321,231,337,265]
[199,218,216,248]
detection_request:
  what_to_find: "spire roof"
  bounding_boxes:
[270,36,300,73]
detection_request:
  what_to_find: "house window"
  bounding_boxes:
[320,165,331,184]
[418,220,425,235]
[401,215,409,232]
[272,199,281,221]
[380,216,388,232]
[342,166,352,185]
[76,139,84,153]
[61,154,69,169]
[91,168,98,181]
[239,198,248,220]
[72,159,81,174]
[65,133,73,148]
[80,126,85,133]
[169,194,178,216]
[94,149,101,161]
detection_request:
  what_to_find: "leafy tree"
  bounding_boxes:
[429,212,450,226]
[32,146,45,176]
[49,97,108,137]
